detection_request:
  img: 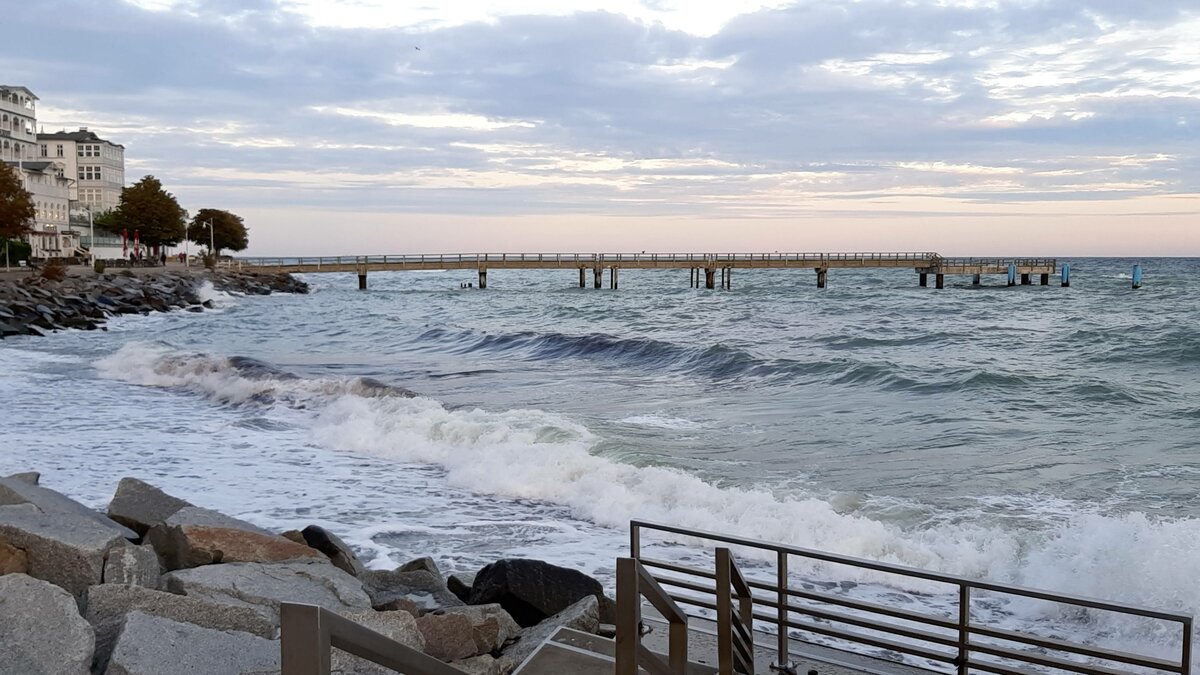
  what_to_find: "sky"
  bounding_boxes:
[5,0,1199,255]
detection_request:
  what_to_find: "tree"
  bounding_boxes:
[188,208,249,256]
[0,164,34,240]
[91,209,119,234]
[111,175,186,247]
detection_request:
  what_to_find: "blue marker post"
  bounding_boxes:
[1132,264,1142,290]
[1007,263,1017,287]
[1061,263,1070,288]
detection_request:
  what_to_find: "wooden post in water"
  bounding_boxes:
[357,269,367,290]
[973,274,981,286]
[725,267,731,289]
[611,266,619,290]
[478,267,487,289]
[1040,273,1049,285]
[1132,264,1142,289]
[919,272,928,287]
[1061,263,1070,287]
[593,266,602,289]
[705,267,716,289]
[579,267,585,288]
[936,273,945,289]
[1021,273,1031,285]
[816,267,828,289]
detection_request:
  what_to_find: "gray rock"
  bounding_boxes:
[468,558,605,627]
[104,611,279,675]
[0,476,135,540]
[4,471,40,485]
[497,596,599,672]
[163,506,275,535]
[397,555,441,578]
[332,609,425,675]
[417,603,521,661]
[103,542,161,588]
[0,574,95,675]
[106,478,192,537]
[298,524,365,577]
[162,560,371,623]
[452,654,504,675]
[0,503,129,596]
[360,568,464,613]
[85,583,277,672]
[448,573,475,603]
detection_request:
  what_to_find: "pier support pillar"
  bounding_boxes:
[935,273,945,289]
[690,267,697,288]
[357,271,367,290]
[816,267,828,289]
[724,267,731,289]
[579,267,585,288]
[1132,264,1142,289]
[919,273,927,287]
[973,274,981,286]
[478,268,487,289]
[1007,264,1017,287]
[1061,263,1070,288]
[593,266,602,289]
[1040,273,1049,286]
[705,267,716,289]
[1021,273,1031,285]
[610,266,619,290]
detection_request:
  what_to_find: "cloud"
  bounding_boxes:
[3,0,1198,253]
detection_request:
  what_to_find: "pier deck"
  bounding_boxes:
[235,252,1060,289]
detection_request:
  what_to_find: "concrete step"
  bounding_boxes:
[512,627,718,675]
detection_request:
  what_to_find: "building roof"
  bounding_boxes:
[0,85,38,100]
[4,160,60,174]
[37,128,124,149]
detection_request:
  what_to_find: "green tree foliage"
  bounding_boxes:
[111,175,186,246]
[0,164,35,239]
[189,208,249,256]
[91,209,119,234]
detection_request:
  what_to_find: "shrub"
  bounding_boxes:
[94,259,106,274]
[39,259,69,282]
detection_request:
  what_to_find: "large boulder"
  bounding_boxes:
[295,524,364,577]
[0,539,28,574]
[85,583,276,672]
[105,477,192,537]
[4,471,40,485]
[0,475,135,540]
[104,611,279,675]
[0,574,95,675]
[448,572,475,603]
[147,506,320,571]
[468,559,604,627]
[162,559,372,624]
[416,604,521,662]
[102,542,161,588]
[497,595,600,672]
[360,567,464,614]
[332,609,425,675]
[452,654,504,675]
[0,503,129,596]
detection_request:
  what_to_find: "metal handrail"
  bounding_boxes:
[279,602,465,675]
[631,520,1192,675]
[716,548,755,675]
[616,557,689,675]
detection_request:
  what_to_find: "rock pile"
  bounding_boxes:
[0,270,308,339]
[0,474,614,675]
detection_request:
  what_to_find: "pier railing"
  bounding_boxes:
[616,557,690,675]
[630,520,1192,675]
[236,252,943,267]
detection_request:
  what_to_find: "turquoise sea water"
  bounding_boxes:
[1,257,1196,666]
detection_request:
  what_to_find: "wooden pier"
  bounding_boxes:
[235,252,1061,290]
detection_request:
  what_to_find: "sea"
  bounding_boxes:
[1,257,1197,669]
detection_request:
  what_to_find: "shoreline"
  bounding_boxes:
[0,269,309,339]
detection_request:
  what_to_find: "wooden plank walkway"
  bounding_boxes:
[233,253,1061,289]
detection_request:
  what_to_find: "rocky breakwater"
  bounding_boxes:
[0,473,617,675]
[0,270,309,339]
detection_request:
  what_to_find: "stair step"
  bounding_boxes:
[513,628,718,675]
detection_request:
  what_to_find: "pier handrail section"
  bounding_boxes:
[279,602,466,675]
[616,556,690,675]
[630,520,1193,675]
[716,547,756,675]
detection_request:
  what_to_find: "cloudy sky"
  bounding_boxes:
[7,0,1199,255]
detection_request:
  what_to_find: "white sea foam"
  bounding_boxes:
[619,414,704,430]
[196,280,237,308]
[90,341,1200,660]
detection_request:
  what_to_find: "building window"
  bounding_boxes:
[56,144,63,157]
[40,144,47,157]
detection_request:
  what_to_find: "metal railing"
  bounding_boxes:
[235,252,945,267]
[717,548,756,675]
[616,557,690,675]
[279,602,465,675]
[630,520,1192,675]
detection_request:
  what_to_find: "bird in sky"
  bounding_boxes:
[415,46,421,51]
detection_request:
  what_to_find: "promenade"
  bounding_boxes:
[236,252,1061,290]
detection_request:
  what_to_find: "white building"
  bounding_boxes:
[38,128,126,212]
[0,86,37,162]
[5,159,82,259]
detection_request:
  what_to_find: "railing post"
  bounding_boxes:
[631,523,641,560]
[281,603,331,675]
[1183,616,1193,675]
[717,549,733,675]
[957,584,971,675]
[615,558,640,675]
[771,550,796,674]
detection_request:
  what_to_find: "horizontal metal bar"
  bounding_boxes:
[966,640,1156,675]
[970,623,1184,671]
